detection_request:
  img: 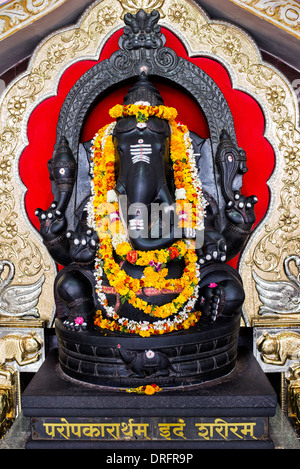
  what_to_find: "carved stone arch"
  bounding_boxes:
[55,10,237,162]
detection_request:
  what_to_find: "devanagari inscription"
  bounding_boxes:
[41,417,259,441]
[121,419,150,440]
[158,419,186,440]
[195,419,257,440]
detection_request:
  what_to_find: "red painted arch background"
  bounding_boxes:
[19,28,274,269]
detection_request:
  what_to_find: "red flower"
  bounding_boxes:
[126,250,138,264]
[168,246,179,260]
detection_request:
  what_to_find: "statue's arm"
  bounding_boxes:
[35,137,77,266]
[222,191,257,260]
[214,130,257,260]
[35,203,73,266]
[66,208,99,267]
[196,202,227,264]
[36,201,99,267]
[192,192,257,263]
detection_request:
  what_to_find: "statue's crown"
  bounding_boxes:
[123,73,164,106]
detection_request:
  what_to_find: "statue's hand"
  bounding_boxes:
[197,230,227,264]
[67,228,99,264]
[225,191,257,230]
[35,202,67,241]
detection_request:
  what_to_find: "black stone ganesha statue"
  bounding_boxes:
[34,9,257,386]
[36,73,256,335]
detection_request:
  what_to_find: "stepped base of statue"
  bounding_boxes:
[54,315,242,387]
[22,345,277,449]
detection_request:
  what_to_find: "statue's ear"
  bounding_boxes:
[215,129,244,203]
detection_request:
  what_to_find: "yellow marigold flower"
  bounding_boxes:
[109,104,123,118]
[119,287,129,297]
[159,268,168,278]
[116,243,131,256]
[129,278,140,292]
[139,330,151,338]
[144,305,153,315]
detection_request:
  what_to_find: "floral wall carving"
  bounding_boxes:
[229,0,300,39]
[0,0,68,40]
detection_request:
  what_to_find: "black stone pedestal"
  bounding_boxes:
[55,316,242,387]
[22,347,277,449]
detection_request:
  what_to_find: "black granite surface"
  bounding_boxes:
[21,347,278,448]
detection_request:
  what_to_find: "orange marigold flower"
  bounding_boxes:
[168,246,180,260]
[144,385,156,395]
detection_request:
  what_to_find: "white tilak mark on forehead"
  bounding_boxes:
[130,143,152,164]
[136,122,147,129]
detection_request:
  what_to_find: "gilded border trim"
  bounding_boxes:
[229,0,300,40]
[0,0,67,41]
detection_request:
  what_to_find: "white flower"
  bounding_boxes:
[107,189,118,203]
[111,232,127,249]
[140,322,150,331]
[175,188,186,200]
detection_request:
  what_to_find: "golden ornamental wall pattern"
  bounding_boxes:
[0,0,299,327]
[229,0,300,39]
[0,0,67,40]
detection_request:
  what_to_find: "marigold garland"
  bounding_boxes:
[116,239,187,266]
[94,308,202,338]
[109,103,178,122]
[98,236,199,319]
[87,104,206,336]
